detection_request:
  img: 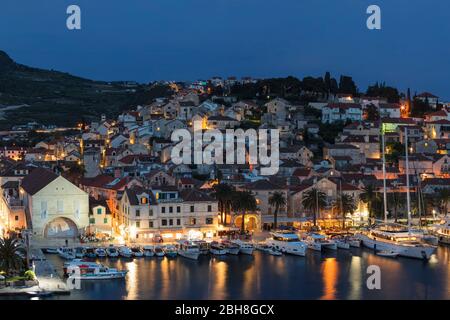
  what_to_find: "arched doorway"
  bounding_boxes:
[233,214,259,232]
[44,217,79,238]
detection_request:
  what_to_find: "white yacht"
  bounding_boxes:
[65,261,127,280]
[220,240,240,255]
[356,224,437,260]
[231,239,254,255]
[305,233,337,251]
[177,241,200,260]
[57,247,76,260]
[359,127,437,260]
[430,217,450,245]
[210,241,227,255]
[74,247,86,258]
[265,231,307,256]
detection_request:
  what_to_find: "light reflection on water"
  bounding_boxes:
[42,246,450,300]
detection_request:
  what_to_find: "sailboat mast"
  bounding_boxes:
[405,127,412,233]
[381,128,388,223]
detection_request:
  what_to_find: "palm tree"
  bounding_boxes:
[359,184,380,219]
[334,193,357,229]
[437,188,450,216]
[0,237,25,276]
[213,183,234,225]
[232,191,257,234]
[268,192,286,230]
[302,188,327,227]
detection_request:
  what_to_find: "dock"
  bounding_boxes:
[0,248,70,297]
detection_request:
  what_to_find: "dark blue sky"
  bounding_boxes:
[1,0,449,99]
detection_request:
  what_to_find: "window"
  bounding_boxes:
[177,219,181,225]
[169,219,173,226]
[136,209,140,217]
[136,221,140,228]
[104,218,108,224]
[207,205,212,212]
[15,216,19,221]
[206,218,213,224]
[161,219,167,226]
[189,218,196,225]
[149,221,154,228]
[161,207,166,213]
[169,206,173,213]
[89,218,95,224]
[57,200,64,213]
[97,208,102,215]
[40,201,47,219]
[141,197,148,204]
[190,206,195,213]
[177,206,181,213]
[149,209,153,217]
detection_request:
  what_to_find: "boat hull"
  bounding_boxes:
[178,251,199,260]
[266,240,307,256]
[357,234,436,260]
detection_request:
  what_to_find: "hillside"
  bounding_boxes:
[0,51,172,129]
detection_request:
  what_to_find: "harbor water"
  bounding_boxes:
[37,245,450,300]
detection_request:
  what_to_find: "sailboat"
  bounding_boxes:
[356,126,437,260]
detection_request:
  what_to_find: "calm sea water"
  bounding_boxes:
[42,246,450,300]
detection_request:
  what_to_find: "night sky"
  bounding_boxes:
[1,0,449,99]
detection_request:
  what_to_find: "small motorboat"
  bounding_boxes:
[210,242,227,255]
[119,246,133,258]
[177,241,200,260]
[164,245,178,258]
[65,261,128,280]
[348,238,362,248]
[221,240,240,255]
[143,246,155,257]
[106,246,119,258]
[377,250,399,258]
[154,246,165,257]
[85,247,97,258]
[57,247,76,260]
[95,248,107,258]
[74,247,86,258]
[193,240,210,255]
[43,248,58,254]
[255,242,272,253]
[131,246,144,257]
[268,247,282,256]
[231,240,254,255]
[333,238,350,250]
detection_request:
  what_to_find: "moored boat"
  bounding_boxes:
[143,246,155,257]
[209,241,227,255]
[305,233,337,251]
[131,246,144,257]
[154,246,165,257]
[376,250,399,258]
[265,231,307,256]
[106,246,119,258]
[430,217,450,245]
[268,247,282,256]
[85,247,97,258]
[65,260,128,280]
[95,247,107,258]
[164,245,178,258]
[177,240,200,260]
[220,240,240,255]
[74,247,86,258]
[119,246,133,258]
[231,239,254,255]
[57,247,76,260]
